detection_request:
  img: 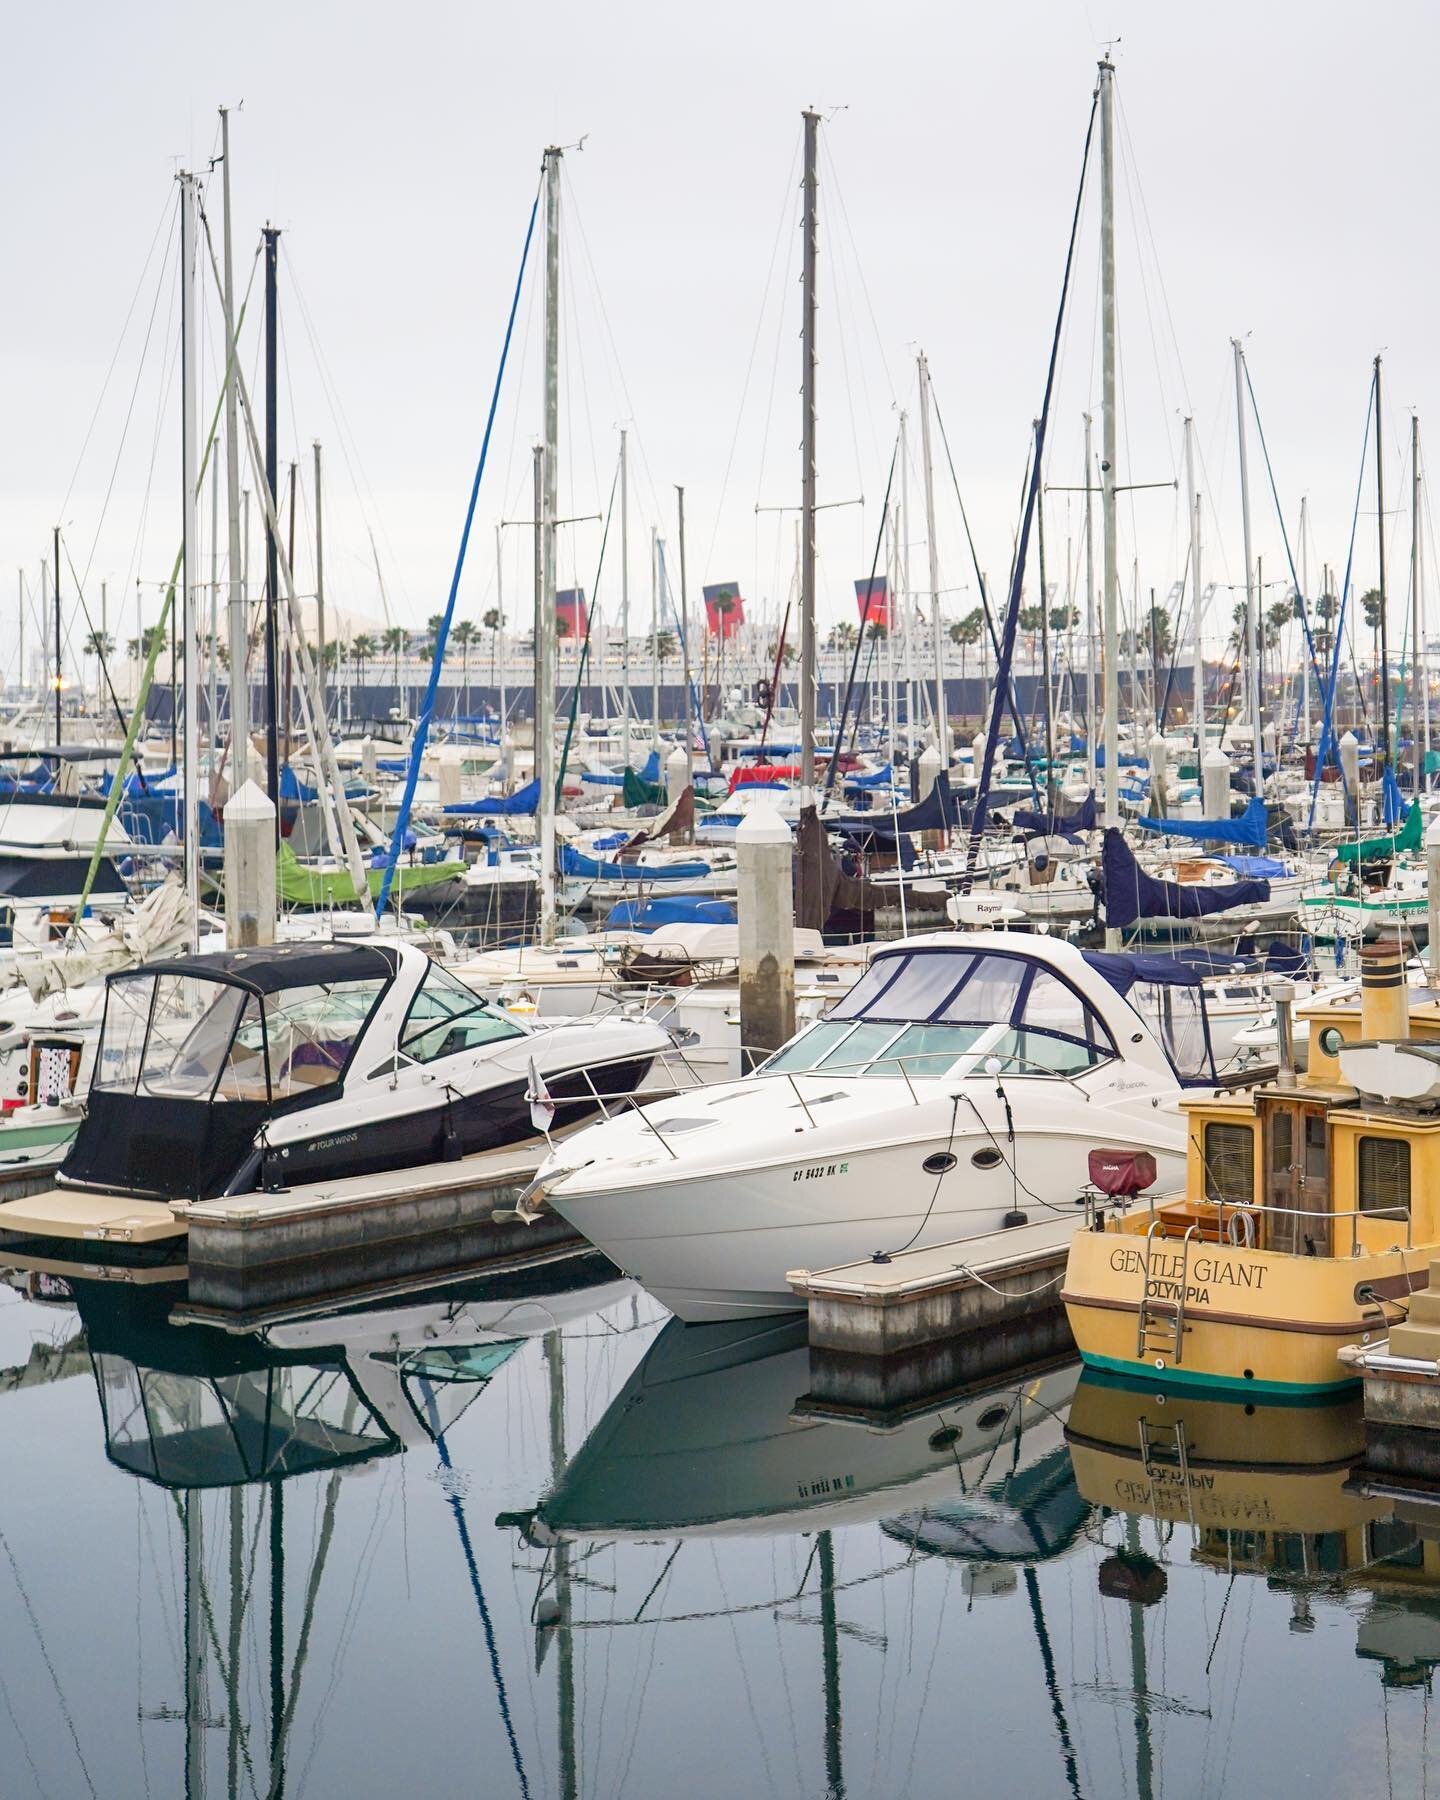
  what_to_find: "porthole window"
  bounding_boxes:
[977,1404,1010,1431]
[1318,1026,1345,1057]
[971,1146,1004,1171]
[923,1152,958,1175]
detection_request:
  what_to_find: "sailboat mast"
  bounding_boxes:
[1414,413,1425,782]
[620,427,631,766]
[180,172,202,948]
[538,145,562,944]
[209,451,220,748]
[1083,410,1097,793]
[650,526,660,746]
[263,224,282,822]
[1232,339,1263,793]
[1376,354,1390,769]
[1299,494,1310,745]
[494,526,507,749]
[1036,423,1055,805]
[1184,415,1204,757]
[52,525,61,745]
[799,108,819,796]
[220,107,248,789]
[314,439,325,719]
[1099,57,1121,951]
[898,409,916,739]
[917,351,946,761]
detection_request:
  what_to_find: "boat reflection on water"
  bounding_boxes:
[1066,1371,1440,1686]
[519,1314,1085,1547]
[75,1252,636,1484]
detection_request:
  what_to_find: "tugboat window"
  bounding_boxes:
[400,963,525,1066]
[1358,1136,1411,1218]
[1203,1122,1254,1205]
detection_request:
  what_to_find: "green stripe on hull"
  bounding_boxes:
[1080,1349,1358,1400]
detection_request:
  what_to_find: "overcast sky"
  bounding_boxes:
[3,0,1436,676]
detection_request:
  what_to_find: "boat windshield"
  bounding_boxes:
[398,962,525,1065]
[93,970,389,1104]
[763,950,1114,1080]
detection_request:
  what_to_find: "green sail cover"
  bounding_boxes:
[276,842,465,906]
[622,768,667,809]
[1333,800,1422,863]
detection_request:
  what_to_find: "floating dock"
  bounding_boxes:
[0,1137,584,1313]
[788,1214,1077,1359]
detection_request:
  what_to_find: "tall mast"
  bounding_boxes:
[314,439,325,721]
[52,525,61,745]
[494,525,507,748]
[1098,63,1119,800]
[898,409,916,738]
[209,446,220,748]
[799,108,819,796]
[1232,338,1263,793]
[180,172,202,947]
[1083,411,1097,792]
[1036,422,1055,805]
[619,427,631,766]
[1099,56,1121,952]
[1184,415,1204,758]
[1414,414,1425,782]
[16,571,22,700]
[1299,494,1310,745]
[536,145,562,943]
[917,351,945,759]
[263,224,281,823]
[1376,354,1390,768]
[650,527,660,746]
[220,107,248,788]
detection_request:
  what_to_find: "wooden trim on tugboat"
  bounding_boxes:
[1059,1289,1390,1337]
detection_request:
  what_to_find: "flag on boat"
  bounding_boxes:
[526,1058,556,1133]
[555,589,588,638]
[854,576,891,629]
[703,582,745,638]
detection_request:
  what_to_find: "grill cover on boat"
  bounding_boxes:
[1087,1149,1157,1197]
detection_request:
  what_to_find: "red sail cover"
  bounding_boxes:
[855,577,891,629]
[555,589,588,638]
[703,582,745,638]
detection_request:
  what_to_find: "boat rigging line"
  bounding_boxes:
[964,78,1099,885]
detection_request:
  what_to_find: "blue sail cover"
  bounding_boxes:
[833,770,964,842]
[1012,790,1097,836]
[606,895,737,930]
[1101,828,1270,930]
[1135,793,1267,848]
[439,779,541,817]
[559,845,712,882]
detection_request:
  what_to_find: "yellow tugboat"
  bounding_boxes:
[1063,936,1440,1397]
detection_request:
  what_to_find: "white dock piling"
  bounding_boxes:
[736,801,795,1072]
[665,743,691,802]
[361,735,378,788]
[224,779,277,949]
[1340,730,1361,816]
[1201,744,1231,822]
[1147,731,1168,817]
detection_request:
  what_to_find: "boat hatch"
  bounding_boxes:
[761,948,1115,1081]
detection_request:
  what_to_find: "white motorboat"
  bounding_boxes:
[524,932,1226,1321]
[56,938,670,1206]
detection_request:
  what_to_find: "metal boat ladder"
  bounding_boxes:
[1136,1220,1199,1366]
[1138,1414,1194,1528]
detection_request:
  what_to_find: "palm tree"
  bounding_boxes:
[1147,605,1174,664]
[424,613,448,662]
[382,625,405,694]
[949,609,984,692]
[352,632,375,692]
[654,630,677,668]
[864,621,888,642]
[452,619,479,713]
[85,629,115,664]
[483,608,505,687]
[1019,605,1045,661]
[827,621,857,653]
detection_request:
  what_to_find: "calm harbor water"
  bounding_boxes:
[0,1253,1435,1799]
